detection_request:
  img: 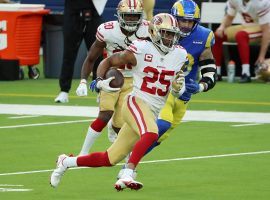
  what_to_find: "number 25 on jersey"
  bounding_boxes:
[141,66,174,96]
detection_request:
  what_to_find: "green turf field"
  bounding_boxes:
[0,65,270,199]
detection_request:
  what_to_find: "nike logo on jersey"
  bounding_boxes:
[192,40,203,44]
[157,66,166,69]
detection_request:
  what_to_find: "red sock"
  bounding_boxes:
[77,151,112,167]
[90,118,107,132]
[128,132,158,167]
[235,31,250,64]
[212,33,227,66]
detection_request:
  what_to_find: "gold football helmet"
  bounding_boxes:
[255,59,270,82]
[149,13,180,53]
[117,0,144,32]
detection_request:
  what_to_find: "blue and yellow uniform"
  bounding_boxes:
[158,25,215,142]
[146,0,216,153]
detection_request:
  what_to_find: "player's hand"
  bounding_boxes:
[89,79,98,92]
[179,91,192,102]
[255,56,265,66]
[96,77,120,93]
[215,26,224,38]
[76,79,88,96]
[185,79,200,94]
[171,70,185,97]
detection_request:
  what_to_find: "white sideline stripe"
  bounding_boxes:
[0,184,23,187]
[9,115,40,119]
[0,150,269,176]
[0,119,92,129]
[1,104,270,123]
[0,188,32,192]
[232,123,262,127]
[0,104,99,117]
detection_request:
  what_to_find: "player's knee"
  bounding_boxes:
[98,111,113,123]
[214,31,225,42]
[109,153,127,165]
[157,119,172,137]
[235,31,249,42]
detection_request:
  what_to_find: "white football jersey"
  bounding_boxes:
[127,39,187,116]
[96,20,150,77]
[227,0,270,24]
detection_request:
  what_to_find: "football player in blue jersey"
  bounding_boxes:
[147,0,217,153]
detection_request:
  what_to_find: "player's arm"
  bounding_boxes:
[256,23,270,64]
[198,47,216,92]
[215,1,235,38]
[96,50,136,78]
[91,50,136,92]
[81,39,106,80]
[76,39,106,96]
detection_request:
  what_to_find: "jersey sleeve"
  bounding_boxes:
[127,39,144,55]
[226,0,237,17]
[96,21,116,42]
[205,30,215,48]
[257,0,270,25]
[96,23,105,42]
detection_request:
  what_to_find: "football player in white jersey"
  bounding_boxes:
[75,0,150,156]
[213,0,270,83]
[50,13,187,191]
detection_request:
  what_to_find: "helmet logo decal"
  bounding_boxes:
[153,16,163,25]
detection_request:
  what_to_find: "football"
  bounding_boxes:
[105,68,124,88]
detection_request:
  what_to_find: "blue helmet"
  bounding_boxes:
[171,0,201,37]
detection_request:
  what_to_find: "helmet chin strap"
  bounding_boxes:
[151,39,170,55]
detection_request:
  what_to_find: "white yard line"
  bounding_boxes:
[0,119,93,129]
[0,150,269,176]
[1,104,270,123]
[9,115,40,119]
[0,104,99,117]
[231,123,262,127]
[0,188,32,192]
[0,184,23,187]
[0,184,32,193]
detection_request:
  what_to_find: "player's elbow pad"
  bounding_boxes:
[199,59,216,92]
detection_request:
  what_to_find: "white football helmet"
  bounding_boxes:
[117,0,144,32]
[149,13,180,53]
[255,59,270,82]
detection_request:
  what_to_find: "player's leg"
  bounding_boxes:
[166,99,188,133]
[226,24,261,82]
[51,95,157,189]
[108,77,133,143]
[213,28,230,81]
[237,24,261,82]
[125,95,158,167]
[145,92,175,154]
[50,121,138,188]
[116,95,159,190]
[79,90,120,155]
